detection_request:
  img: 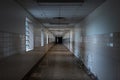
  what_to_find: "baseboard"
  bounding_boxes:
[75,57,98,80]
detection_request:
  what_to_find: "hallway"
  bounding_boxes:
[1,0,120,80]
[26,44,92,80]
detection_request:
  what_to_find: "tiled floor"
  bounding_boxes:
[26,44,93,80]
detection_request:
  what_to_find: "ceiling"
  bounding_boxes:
[48,28,72,37]
[16,0,105,36]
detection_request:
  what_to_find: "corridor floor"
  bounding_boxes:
[26,44,92,80]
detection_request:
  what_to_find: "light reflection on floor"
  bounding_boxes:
[26,44,93,80]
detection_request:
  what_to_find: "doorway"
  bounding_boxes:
[55,37,63,44]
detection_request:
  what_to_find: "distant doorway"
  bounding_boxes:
[55,37,63,44]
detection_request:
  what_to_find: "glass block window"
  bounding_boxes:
[26,18,34,51]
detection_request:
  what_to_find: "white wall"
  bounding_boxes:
[34,26,55,48]
[41,28,45,46]
[73,0,120,80]
[63,32,70,49]
[0,0,40,59]
[81,0,120,35]
[74,24,82,58]
[48,32,55,43]
[0,0,40,34]
[0,0,25,33]
[34,27,41,47]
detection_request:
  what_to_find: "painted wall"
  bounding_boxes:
[34,27,55,48]
[0,0,26,33]
[63,32,70,49]
[0,31,26,59]
[63,30,74,53]
[82,0,120,35]
[0,0,39,59]
[34,27,41,47]
[73,0,120,80]
[48,32,55,43]
[73,24,82,58]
